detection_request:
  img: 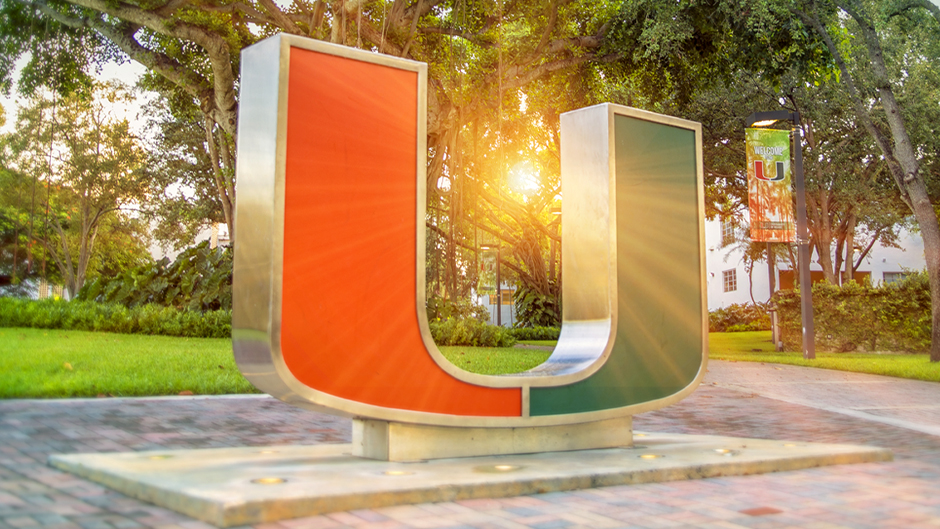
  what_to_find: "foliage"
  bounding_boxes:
[426,296,489,323]
[513,286,560,328]
[141,93,229,251]
[709,331,940,383]
[774,272,931,353]
[0,327,254,398]
[429,317,516,348]
[0,298,231,339]
[508,326,560,341]
[709,303,773,333]
[0,82,153,298]
[77,241,232,312]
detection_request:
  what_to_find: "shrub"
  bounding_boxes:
[77,241,232,311]
[429,318,516,347]
[426,297,489,322]
[774,272,930,353]
[508,326,560,341]
[0,297,231,338]
[709,303,772,332]
[513,287,560,328]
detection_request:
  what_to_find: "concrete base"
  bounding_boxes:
[49,432,892,528]
[352,417,633,461]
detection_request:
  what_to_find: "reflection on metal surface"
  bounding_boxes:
[232,33,707,427]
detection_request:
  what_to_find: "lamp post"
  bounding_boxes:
[745,110,815,359]
[480,244,502,326]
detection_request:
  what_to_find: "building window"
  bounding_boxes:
[883,272,909,285]
[489,291,515,305]
[501,290,513,305]
[721,218,736,247]
[722,269,737,292]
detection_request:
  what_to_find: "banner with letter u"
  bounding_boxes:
[746,128,795,242]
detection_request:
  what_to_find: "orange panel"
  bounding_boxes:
[280,48,520,417]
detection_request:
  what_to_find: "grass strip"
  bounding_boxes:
[709,331,940,383]
[0,328,551,398]
[511,332,940,383]
[6,327,934,400]
[0,328,257,398]
[437,346,551,375]
[517,340,559,347]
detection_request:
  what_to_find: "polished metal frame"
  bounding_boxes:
[233,34,707,427]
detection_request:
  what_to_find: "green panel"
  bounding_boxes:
[530,115,704,416]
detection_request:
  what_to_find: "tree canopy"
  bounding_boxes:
[1,0,938,347]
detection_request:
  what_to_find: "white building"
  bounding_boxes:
[149,222,231,262]
[705,217,926,310]
[475,283,518,327]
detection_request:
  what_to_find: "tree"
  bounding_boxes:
[141,89,228,251]
[791,0,940,360]
[1,82,152,297]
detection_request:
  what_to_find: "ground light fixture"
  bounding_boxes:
[251,477,286,485]
[473,464,523,473]
[639,454,663,460]
[382,470,414,476]
[744,110,816,359]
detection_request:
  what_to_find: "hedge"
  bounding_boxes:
[0,298,231,339]
[774,272,930,353]
[428,318,516,347]
[508,326,561,341]
[709,302,772,332]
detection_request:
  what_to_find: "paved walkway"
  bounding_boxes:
[3,360,940,529]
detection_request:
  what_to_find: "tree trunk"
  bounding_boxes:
[204,115,235,240]
[807,190,837,283]
[767,242,776,297]
[908,183,940,362]
[844,213,856,283]
[747,259,756,305]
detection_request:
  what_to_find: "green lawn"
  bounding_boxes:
[0,328,257,398]
[0,328,552,398]
[709,331,940,383]
[489,332,940,383]
[4,328,937,399]
[437,346,551,375]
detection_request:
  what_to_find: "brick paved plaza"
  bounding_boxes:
[3,361,940,529]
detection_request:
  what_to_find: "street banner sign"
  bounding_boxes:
[746,128,795,242]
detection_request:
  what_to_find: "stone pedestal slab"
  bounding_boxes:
[49,432,891,527]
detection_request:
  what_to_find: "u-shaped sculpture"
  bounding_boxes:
[233,34,707,457]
